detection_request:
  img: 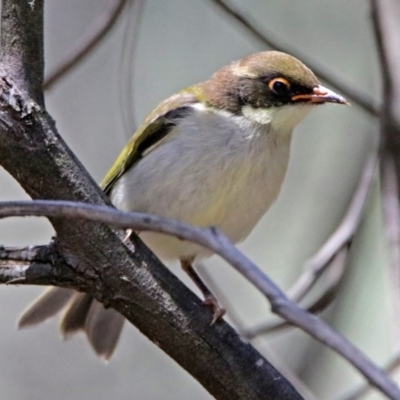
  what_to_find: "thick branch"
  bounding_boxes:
[0,0,44,105]
[0,244,77,285]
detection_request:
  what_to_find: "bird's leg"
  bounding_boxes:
[180,258,225,325]
[123,229,133,243]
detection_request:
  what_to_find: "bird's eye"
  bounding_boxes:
[268,78,290,95]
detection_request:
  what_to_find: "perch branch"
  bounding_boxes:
[0,200,398,399]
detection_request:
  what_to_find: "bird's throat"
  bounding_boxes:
[241,104,314,134]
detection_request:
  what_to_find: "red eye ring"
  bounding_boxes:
[268,77,290,95]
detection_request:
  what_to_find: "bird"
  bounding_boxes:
[18,51,348,360]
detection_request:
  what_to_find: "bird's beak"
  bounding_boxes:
[291,85,349,105]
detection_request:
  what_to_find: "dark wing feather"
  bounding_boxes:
[100,92,199,194]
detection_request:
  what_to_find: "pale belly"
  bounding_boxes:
[110,111,292,261]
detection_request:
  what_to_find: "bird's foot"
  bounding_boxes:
[203,296,226,325]
[123,229,133,243]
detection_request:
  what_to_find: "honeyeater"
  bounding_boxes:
[19,51,348,359]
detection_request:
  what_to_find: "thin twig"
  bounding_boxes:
[340,353,400,400]
[286,153,377,303]
[119,0,144,133]
[211,0,379,116]
[44,0,130,90]
[382,155,400,340]
[0,200,399,399]
[372,0,400,353]
[242,153,376,338]
[244,247,349,338]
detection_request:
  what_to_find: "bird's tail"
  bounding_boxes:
[18,287,125,360]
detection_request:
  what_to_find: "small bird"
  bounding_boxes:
[19,51,347,359]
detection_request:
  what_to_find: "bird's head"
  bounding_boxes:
[202,51,348,133]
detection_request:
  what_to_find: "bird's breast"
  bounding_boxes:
[111,109,293,260]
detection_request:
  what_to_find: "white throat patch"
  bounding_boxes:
[242,104,314,133]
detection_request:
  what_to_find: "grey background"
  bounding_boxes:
[0,1,391,399]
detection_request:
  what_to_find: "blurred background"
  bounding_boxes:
[0,1,391,399]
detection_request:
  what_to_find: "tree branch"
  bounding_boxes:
[243,153,376,338]
[0,244,77,286]
[0,0,44,105]
[287,153,377,302]
[0,199,399,399]
[341,353,400,400]
[372,0,400,362]
[44,0,130,90]
[244,247,349,338]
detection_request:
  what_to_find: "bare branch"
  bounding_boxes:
[0,0,44,105]
[0,199,398,399]
[244,247,348,338]
[372,0,400,362]
[287,153,377,302]
[382,155,400,338]
[340,353,400,400]
[372,0,400,169]
[211,0,379,116]
[0,244,77,285]
[119,0,144,131]
[371,0,400,128]
[245,153,376,338]
[44,0,130,90]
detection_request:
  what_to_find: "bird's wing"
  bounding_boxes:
[100,90,201,194]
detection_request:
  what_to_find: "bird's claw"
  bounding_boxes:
[123,229,133,243]
[203,296,226,325]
